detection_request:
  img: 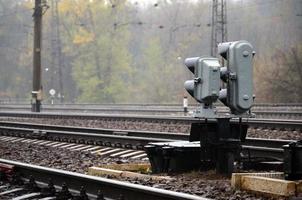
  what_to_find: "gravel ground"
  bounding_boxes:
[0,139,293,200]
[0,117,191,133]
[247,128,301,140]
[0,117,301,140]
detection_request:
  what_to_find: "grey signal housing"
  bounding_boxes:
[218,40,255,114]
[184,57,220,104]
[184,57,199,73]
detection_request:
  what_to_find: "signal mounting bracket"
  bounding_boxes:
[193,103,218,118]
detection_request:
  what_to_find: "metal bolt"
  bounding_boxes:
[243,95,249,100]
[243,51,249,57]
[194,77,202,83]
[229,72,237,80]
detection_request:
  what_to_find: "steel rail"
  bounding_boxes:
[242,137,295,149]
[0,111,301,130]
[1,102,302,107]
[0,121,299,142]
[0,123,294,160]
[0,120,299,141]
[1,103,302,117]
[241,138,295,161]
[0,104,302,113]
[0,126,178,148]
[0,121,190,140]
[0,159,208,200]
[241,145,285,161]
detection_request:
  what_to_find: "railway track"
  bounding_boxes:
[0,112,301,131]
[0,103,301,119]
[0,123,295,161]
[0,121,298,199]
[0,134,149,161]
[1,103,302,110]
[0,159,206,200]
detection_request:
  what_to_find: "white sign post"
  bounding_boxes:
[49,89,56,105]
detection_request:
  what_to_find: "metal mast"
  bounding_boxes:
[210,0,227,57]
[50,0,56,91]
[49,0,64,103]
[54,0,64,103]
[32,0,43,112]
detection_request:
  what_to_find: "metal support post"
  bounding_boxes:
[189,118,247,175]
[216,118,234,174]
[32,0,43,112]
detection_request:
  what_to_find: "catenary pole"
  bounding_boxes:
[32,0,43,112]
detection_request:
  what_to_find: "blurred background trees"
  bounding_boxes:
[0,0,301,103]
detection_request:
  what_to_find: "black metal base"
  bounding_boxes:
[190,118,248,175]
[283,141,302,180]
[145,118,248,175]
[241,159,284,171]
[31,100,41,112]
[145,141,202,173]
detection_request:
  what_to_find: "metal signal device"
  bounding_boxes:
[145,41,256,175]
[184,40,255,118]
[184,40,255,174]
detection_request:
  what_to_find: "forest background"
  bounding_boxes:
[0,0,301,104]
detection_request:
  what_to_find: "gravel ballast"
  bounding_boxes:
[0,139,291,200]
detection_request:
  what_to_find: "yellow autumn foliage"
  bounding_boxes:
[22,0,34,10]
[73,28,94,44]
[59,0,88,16]
[58,1,73,13]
